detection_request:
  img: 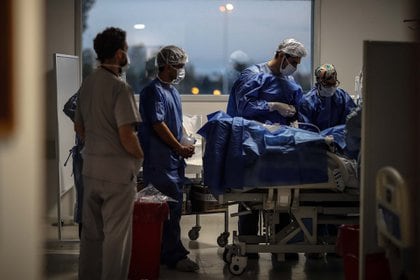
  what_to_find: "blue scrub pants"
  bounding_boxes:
[144,166,189,267]
[161,190,189,267]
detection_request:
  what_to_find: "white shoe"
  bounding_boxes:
[175,257,199,272]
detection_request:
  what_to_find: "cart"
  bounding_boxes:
[182,182,230,247]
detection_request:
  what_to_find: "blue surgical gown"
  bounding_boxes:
[138,79,189,267]
[138,79,185,198]
[227,63,303,125]
[298,87,356,131]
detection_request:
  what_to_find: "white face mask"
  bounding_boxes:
[319,85,337,97]
[279,56,297,76]
[172,67,185,84]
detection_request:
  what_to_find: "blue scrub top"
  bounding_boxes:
[298,87,357,131]
[138,79,184,171]
[227,63,303,125]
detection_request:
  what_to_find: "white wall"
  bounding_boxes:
[0,0,44,279]
[182,96,228,117]
[315,0,417,95]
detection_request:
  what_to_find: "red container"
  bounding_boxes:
[336,224,360,257]
[343,254,359,280]
[129,201,169,280]
[337,224,391,280]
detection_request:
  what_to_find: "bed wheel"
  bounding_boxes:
[217,232,229,247]
[188,226,200,240]
[223,246,233,263]
[228,255,247,276]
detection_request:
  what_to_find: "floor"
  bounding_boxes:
[45,208,345,280]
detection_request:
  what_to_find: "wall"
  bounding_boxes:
[182,96,228,117]
[315,0,417,95]
[0,0,44,279]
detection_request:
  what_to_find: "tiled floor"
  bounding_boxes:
[45,208,345,279]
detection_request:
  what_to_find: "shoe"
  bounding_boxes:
[175,257,199,272]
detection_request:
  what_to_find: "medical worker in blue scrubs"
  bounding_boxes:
[227,38,307,260]
[138,45,199,272]
[298,64,356,131]
[227,38,307,125]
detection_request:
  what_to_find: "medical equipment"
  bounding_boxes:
[198,112,360,275]
[354,70,363,105]
[180,134,196,146]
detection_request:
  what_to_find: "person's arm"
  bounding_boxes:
[152,122,194,159]
[235,77,268,119]
[119,124,144,159]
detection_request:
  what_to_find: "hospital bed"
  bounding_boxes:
[197,111,360,275]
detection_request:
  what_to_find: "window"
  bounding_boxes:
[82,0,313,95]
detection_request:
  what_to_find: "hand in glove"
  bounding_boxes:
[268,102,296,117]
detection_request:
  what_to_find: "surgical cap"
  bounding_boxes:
[229,50,250,65]
[156,45,188,67]
[229,50,251,72]
[315,64,337,83]
[277,38,307,57]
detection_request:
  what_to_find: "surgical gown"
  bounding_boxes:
[138,79,189,268]
[227,63,303,125]
[298,87,356,131]
[226,63,304,241]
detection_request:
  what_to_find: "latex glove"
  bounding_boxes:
[268,102,296,117]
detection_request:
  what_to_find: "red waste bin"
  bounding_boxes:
[336,224,360,257]
[129,201,169,280]
[337,224,360,280]
[336,224,391,280]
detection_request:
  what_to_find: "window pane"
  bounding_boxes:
[82,0,313,95]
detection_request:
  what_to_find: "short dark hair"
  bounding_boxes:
[93,27,126,63]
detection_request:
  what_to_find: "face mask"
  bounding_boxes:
[279,56,297,76]
[319,85,337,97]
[172,67,185,84]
